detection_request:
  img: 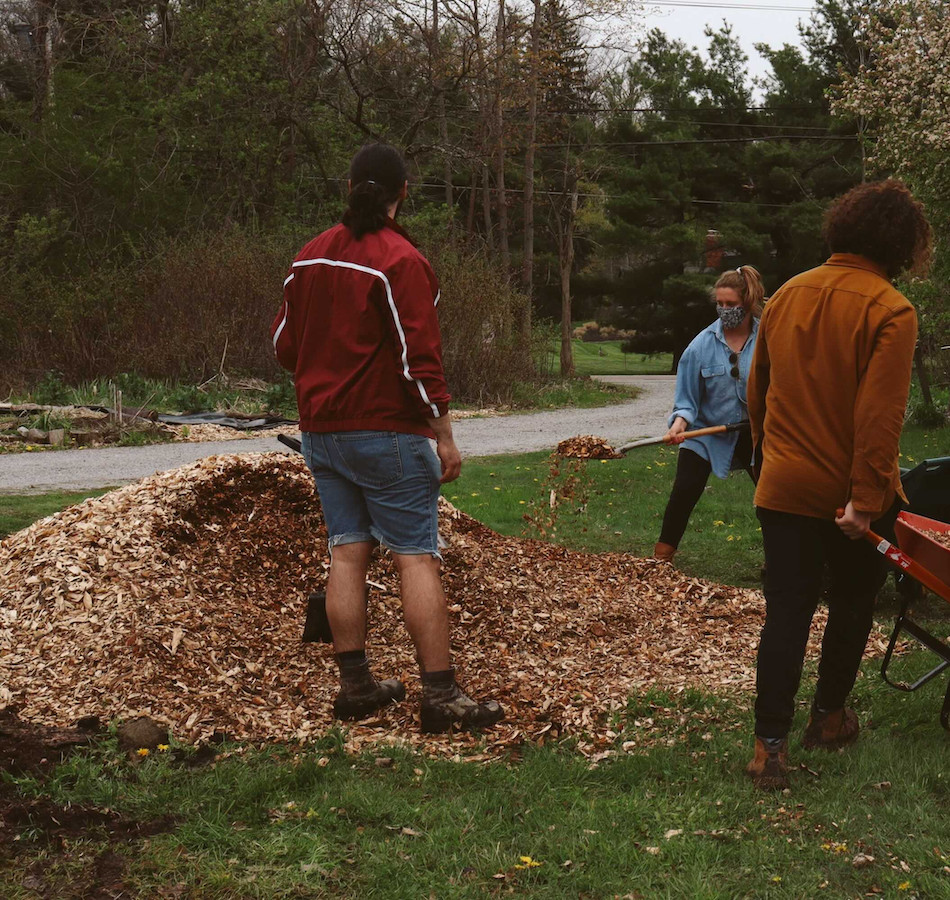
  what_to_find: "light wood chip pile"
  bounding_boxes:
[0,453,892,757]
[557,435,622,459]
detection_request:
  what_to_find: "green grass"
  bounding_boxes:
[508,377,638,411]
[0,488,113,537]
[542,340,673,376]
[2,675,949,898]
[446,424,948,592]
[1,424,948,898]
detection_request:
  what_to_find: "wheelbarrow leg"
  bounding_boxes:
[942,681,950,731]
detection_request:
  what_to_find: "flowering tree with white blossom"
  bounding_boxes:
[835,0,950,415]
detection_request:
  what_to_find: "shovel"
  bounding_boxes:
[617,421,750,455]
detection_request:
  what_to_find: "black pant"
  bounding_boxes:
[753,500,900,738]
[658,430,755,549]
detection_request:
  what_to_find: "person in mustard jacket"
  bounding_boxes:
[745,180,932,790]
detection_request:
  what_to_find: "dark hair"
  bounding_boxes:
[341,143,408,240]
[823,179,932,279]
[712,265,765,316]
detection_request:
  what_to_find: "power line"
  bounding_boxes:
[330,177,826,208]
[641,0,813,10]
[535,134,858,147]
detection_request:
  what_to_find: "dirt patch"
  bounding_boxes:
[0,711,175,898]
[0,707,99,775]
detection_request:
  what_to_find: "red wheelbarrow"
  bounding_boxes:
[866,512,950,730]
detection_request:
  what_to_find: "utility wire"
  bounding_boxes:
[323,175,824,207]
[535,134,858,147]
[641,0,813,10]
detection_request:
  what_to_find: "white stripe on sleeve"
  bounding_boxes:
[273,301,289,350]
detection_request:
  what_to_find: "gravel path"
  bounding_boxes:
[0,376,674,494]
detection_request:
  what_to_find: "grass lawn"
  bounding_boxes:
[1,424,948,898]
[542,340,673,376]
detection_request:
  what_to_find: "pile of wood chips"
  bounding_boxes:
[556,435,623,459]
[0,453,892,759]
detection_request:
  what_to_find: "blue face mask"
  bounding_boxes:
[717,305,747,330]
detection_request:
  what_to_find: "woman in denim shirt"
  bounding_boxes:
[653,266,765,564]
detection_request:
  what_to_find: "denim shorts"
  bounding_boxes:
[301,430,442,559]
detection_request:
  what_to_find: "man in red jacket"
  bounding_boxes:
[271,143,504,734]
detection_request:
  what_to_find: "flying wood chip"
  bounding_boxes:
[556,435,622,459]
[0,453,887,757]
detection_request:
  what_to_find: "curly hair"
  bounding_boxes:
[712,265,765,316]
[823,179,932,279]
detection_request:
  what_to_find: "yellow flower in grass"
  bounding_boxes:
[157,744,170,752]
[137,748,150,757]
[514,856,542,869]
[713,520,725,527]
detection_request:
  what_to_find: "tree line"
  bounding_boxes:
[0,0,945,408]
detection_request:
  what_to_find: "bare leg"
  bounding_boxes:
[326,542,374,653]
[393,553,451,672]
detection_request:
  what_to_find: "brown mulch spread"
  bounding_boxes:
[556,435,622,459]
[0,453,893,758]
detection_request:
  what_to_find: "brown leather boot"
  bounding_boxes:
[333,658,405,721]
[745,736,790,790]
[802,704,860,750]
[653,542,677,563]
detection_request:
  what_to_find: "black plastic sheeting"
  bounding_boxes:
[156,412,297,431]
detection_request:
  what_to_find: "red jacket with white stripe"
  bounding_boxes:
[271,219,449,438]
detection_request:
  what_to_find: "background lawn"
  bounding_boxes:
[542,339,673,376]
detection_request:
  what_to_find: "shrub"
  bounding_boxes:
[572,321,636,342]
[3,225,544,408]
[427,245,539,405]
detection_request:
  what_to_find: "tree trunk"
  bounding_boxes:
[520,0,541,342]
[482,163,494,250]
[466,169,478,234]
[915,343,934,408]
[31,1,54,123]
[559,178,578,378]
[433,0,453,212]
[494,0,509,266]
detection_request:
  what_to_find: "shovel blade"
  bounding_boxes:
[302,591,334,643]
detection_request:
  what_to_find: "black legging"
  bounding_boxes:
[658,430,755,549]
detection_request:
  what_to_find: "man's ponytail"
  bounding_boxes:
[342,144,408,240]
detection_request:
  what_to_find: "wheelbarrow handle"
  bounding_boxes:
[836,508,950,601]
[618,421,749,454]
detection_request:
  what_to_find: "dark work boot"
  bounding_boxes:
[802,703,860,751]
[333,654,405,721]
[745,736,790,791]
[420,669,505,734]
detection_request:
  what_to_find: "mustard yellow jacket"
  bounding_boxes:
[748,253,917,520]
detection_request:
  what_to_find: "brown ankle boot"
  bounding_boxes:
[802,704,860,750]
[746,736,790,790]
[333,659,405,721]
[420,669,504,734]
[653,542,677,563]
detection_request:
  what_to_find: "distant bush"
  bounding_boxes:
[2,226,541,407]
[572,321,636,342]
[428,244,539,405]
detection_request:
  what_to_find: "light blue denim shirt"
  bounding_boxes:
[668,316,758,479]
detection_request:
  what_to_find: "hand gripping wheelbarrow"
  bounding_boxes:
[861,511,950,730]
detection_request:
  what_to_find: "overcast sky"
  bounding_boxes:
[638,1,816,90]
